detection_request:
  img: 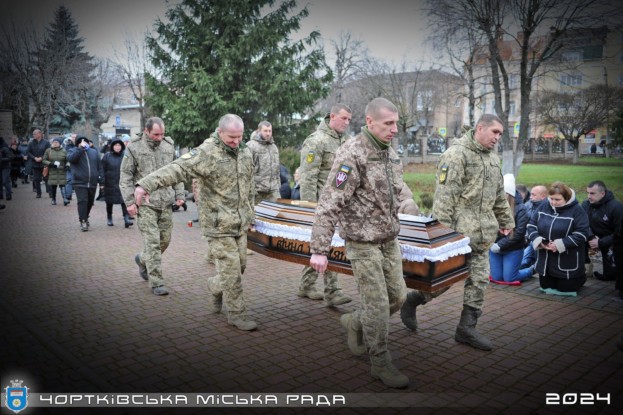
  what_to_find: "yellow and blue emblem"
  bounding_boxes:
[439,165,449,184]
[306,151,315,164]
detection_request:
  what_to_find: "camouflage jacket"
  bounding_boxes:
[431,130,514,250]
[119,132,184,210]
[137,133,255,238]
[310,128,411,255]
[247,132,280,194]
[299,114,350,202]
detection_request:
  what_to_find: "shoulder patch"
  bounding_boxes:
[334,165,352,189]
[306,151,315,164]
[439,165,449,184]
[180,149,198,160]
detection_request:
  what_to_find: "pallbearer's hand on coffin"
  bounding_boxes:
[310,253,328,273]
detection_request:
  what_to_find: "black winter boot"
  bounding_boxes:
[455,306,493,350]
[107,215,114,226]
[124,214,134,228]
[400,290,426,331]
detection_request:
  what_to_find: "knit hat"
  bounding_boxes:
[503,173,516,196]
[75,136,89,147]
[53,137,63,145]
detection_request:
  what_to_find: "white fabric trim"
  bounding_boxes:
[254,219,471,263]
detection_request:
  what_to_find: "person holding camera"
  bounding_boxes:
[67,136,104,231]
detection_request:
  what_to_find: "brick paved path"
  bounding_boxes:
[1,184,622,414]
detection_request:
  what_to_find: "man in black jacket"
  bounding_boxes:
[582,181,623,284]
[27,129,50,198]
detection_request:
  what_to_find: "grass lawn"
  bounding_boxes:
[403,158,623,212]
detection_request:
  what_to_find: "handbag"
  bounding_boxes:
[42,166,49,178]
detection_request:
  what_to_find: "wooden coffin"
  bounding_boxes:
[248,200,471,293]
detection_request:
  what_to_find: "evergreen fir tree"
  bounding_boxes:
[146,0,332,147]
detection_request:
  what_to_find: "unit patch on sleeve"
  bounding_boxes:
[334,164,352,189]
[306,151,315,164]
[439,165,449,184]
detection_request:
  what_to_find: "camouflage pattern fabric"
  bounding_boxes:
[420,128,514,310]
[346,239,406,366]
[299,266,340,296]
[247,133,280,195]
[310,127,409,363]
[299,114,350,202]
[206,234,249,321]
[119,132,185,210]
[136,205,173,288]
[311,130,410,254]
[137,133,255,239]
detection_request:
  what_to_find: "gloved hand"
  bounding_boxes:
[490,243,501,254]
[54,161,60,168]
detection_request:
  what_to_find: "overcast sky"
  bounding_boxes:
[2,0,436,67]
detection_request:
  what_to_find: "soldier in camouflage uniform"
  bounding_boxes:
[310,98,417,389]
[134,114,257,331]
[298,104,353,306]
[120,117,186,296]
[400,114,515,351]
[247,121,280,204]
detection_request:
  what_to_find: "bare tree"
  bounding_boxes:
[328,31,370,103]
[537,85,623,163]
[112,29,154,130]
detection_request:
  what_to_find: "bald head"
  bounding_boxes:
[530,185,548,202]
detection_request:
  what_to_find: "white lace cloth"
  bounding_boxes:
[253,219,471,263]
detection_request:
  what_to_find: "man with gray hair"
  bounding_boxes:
[247,121,281,204]
[133,114,258,331]
[310,97,418,388]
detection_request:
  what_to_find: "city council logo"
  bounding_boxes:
[4,380,28,414]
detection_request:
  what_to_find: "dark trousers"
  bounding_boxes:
[1,167,11,198]
[539,274,586,292]
[106,202,129,217]
[75,187,97,221]
[49,185,66,200]
[32,167,43,196]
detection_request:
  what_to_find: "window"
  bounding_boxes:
[509,102,516,117]
[562,51,582,62]
[509,74,519,89]
[560,74,583,86]
[490,100,497,115]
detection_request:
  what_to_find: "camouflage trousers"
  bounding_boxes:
[415,244,490,310]
[137,206,173,288]
[346,238,407,366]
[254,190,280,205]
[299,267,342,298]
[207,234,248,321]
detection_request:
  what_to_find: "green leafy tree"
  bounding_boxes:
[146,0,332,147]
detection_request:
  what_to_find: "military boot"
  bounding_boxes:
[400,290,425,331]
[340,313,366,356]
[371,357,409,389]
[228,317,257,331]
[455,306,493,351]
[135,254,148,281]
[206,277,223,314]
[297,286,323,300]
[325,290,352,306]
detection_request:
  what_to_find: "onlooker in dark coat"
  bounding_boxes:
[0,138,12,200]
[102,138,133,227]
[489,174,531,283]
[9,141,23,188]
[18,138,30,184]
[291,167,301,200]
[581,180,623,283]
[279,164,291,199]
[67,136,104,231]
[27,129,50,198]
[527,182,590,294]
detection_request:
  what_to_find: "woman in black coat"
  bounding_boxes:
[102,138,133,227]
[526,181,590,293]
